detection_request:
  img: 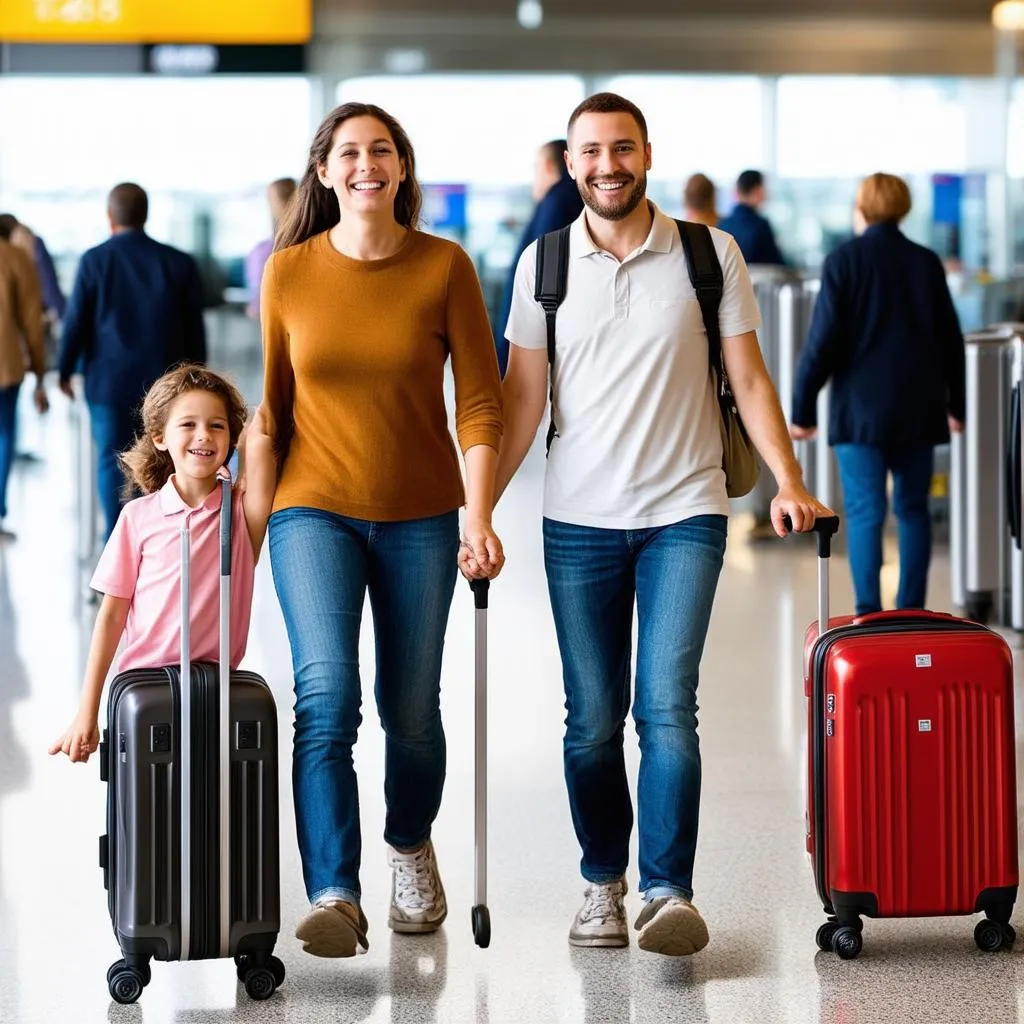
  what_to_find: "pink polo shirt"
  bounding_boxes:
[91,477,256,673]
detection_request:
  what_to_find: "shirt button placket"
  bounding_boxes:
[614,267,630,321]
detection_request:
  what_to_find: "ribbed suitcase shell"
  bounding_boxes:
[101,664,280,962]
[804,615,1018,921]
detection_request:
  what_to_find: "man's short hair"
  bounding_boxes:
[542,139,569,176]
[0,213,17,241]
[736,170,765,197]
[567,92,648,146]
[108,183,148,229]
[856,173,912,225]
[684,174,716,214]
[269,177,297,203]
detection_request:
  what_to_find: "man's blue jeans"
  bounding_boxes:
[88,403,138,540]
[0,383,21,520]
[833,443,934,616]
[268,507,459,906]
[543,514,728,902]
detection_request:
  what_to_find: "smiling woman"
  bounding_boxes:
[258,103,504,958]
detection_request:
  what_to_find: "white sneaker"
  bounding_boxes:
[634,896,709,956]
[387,839,448,933]
[569,878,628,948]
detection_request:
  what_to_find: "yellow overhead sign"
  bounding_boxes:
[0,0,312,44]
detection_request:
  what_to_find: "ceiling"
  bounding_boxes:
[319,0,997,18]
[310,0,1010,76]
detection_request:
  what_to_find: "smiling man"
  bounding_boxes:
[495,93,827,956]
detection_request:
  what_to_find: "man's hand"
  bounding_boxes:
[948,415,964,434]
[790,423,816,441]
[33,383,49,414]
[770,484,836,538]
[58,377,75,400]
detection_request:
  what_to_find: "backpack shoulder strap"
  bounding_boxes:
[675,220,727,398]
[534,225,572,367]
[534,226,571,455]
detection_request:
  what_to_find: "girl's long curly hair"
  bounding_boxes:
[119,363,247,498]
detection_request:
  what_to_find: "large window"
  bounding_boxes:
[337,75,586,187]
[0,76,311,263]
[602,75,765,186]
[777,77,968,178]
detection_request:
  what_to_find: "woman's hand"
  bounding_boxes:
[771,483,835,537]
[458,513,505,581]
[48,712,101,763]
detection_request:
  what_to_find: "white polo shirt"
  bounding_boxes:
[506,203,762,530]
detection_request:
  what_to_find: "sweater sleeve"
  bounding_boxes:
[259,254,295,463]
[445,245,503,453]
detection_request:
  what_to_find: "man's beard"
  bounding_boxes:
[578,172,647,222]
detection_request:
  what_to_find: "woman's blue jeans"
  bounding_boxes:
[0,383,20,520]
[543,514,727,902]
[269,507,459,906]
[833,443,934,616]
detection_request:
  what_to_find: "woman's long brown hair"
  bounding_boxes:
[274,102,422,251]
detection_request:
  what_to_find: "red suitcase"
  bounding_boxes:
[798,516,1018,960]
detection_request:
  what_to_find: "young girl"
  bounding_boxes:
[49,363,276,763]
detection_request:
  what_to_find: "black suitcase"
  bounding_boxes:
[98,478,282,1004]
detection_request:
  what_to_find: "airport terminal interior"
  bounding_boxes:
[5,0,1024,1021]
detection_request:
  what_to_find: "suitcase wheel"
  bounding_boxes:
[107,958,151,989]
[975,919,1014,953]
[831,925,863,960]
[472,904,491,949]
[235,953,285,989]
[243,966,277,1001]
[108,963,146,1005]
[815,921,839,952]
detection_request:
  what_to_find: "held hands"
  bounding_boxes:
[49,713,100,764]
[458,513,505,582]
[33,382,49,414]
[770,482,836,538]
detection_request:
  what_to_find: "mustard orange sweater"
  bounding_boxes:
[261,230,503,521]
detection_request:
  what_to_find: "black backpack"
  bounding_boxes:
[533,219,727,455]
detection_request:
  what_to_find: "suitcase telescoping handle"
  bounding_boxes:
[179,476,233,962]
[782,514,840,635]
[469,578,491,949]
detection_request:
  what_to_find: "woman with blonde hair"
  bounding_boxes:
[790,173,966,615]
[261,102,504,958]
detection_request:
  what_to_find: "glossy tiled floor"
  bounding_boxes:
[4,333,1024,1022]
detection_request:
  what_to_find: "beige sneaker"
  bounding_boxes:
[569,879,628,948]
[634,896,709,956]
[295,900,369,957]
[387,839,448,933]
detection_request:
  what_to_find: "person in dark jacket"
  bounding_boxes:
[718,169,786,266]
[790,173,966,615]
[495,139,583,375]
[58,182,207,539]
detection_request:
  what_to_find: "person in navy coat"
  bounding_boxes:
[790,173,966,615]
[718,170,786,266]
[495,139,583,375]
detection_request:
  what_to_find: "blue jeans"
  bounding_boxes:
[88,403,138,540]
[543,514,728,902]
[0,383,20,519]
[269,507,459,906]
[833,443,935,616]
